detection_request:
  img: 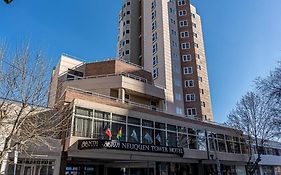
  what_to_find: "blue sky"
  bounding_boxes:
[1,0,281,123]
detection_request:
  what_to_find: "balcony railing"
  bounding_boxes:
[65,72,150,85]
[64,87,163,112]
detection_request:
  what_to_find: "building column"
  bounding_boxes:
[118,88,126,103]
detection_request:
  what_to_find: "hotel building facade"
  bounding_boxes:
[117,0,213,121]
[2,0,281,175]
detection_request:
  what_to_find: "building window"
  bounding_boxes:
[180,31,189,38]
[179,20,188,27]
[176,107,182,115]
[185,80,194,87]
[182,54,192,62]
[179,10,187,16]
[126,30,130,34]
[126,20,130,24]
[186,94,196,101]
[194,43,199,48]
[181,43,190,49]
[125,50,130,55]
[152,11,156,20]
[187,108,197,116]
[126,11,130,15]
[201,89,205,94]
[170,18,176,24]
[152,43,158,54]
[198,76,203,82]
[127,1,130,6]
[174,79,181,87]
[193,33,198,38]
[183,67,193,74]
[197,65,201,70]
[175,93,182,101]
[152,32,157,42]
[178,0,186,6]
[151,0,156,10]
[153,67,159,79]
[191,13,196,18]
[152,21,157,31]
[202,102,206,107]
[182,54,191,62]
[193,23,197,28]
[152,55,158,66]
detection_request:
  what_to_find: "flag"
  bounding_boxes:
[144,132,153,144]
[105,128,112,139]
[156,133,161,144]
[117,127,123,140]
[131,129,138,142]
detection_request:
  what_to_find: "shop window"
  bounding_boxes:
[178,133,188,148]
[197,130,206,151]
[155,129,166,146]
[128,117,140,125]
[128,125,140,143]
[94,110,110,120]
[93,120,110,139]
[142,128,154,144]
[75,107,93,117]
[73,117,92,138]
[142,119,154,127]
[112,114,126,123]
[167,132,177,147]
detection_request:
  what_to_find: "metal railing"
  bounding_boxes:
[65,72,150,85]
[64,87,163,112]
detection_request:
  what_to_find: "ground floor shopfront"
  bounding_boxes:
[64,159,247,175]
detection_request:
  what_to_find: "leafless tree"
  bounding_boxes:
[226,92,280,175]
[0,44,69,166]
[256,61,281,131]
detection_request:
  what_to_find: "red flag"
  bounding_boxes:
[105,128,112,138]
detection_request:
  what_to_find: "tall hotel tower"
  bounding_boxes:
[117,0,213,121]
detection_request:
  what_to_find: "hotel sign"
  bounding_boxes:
[78,139,184,156]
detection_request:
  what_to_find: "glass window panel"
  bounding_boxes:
[218,139,226,152]
[188,135,197,149]
[167,124,177,132]
[128,117,140,125]
[94,111,110,120]
[234,142,241,154]
[112,114,126,123]
[178,133,188,148]
[226,140,234,153]
[178,126,187,133]
[155,130,166,146]
[112,123,126,141]
[128,125,140,143]
[73,116,92,138]
[75,107,93,117]
[216,134,224,140]
[155,122,165,129]
[209,138,218,151]
[197,131,206,151]
[142,128,154,144]
[233,136,239,142]
[188,128,196,135]
[142,119,154,128]
[167,132,177,147]
[93,120,110,139]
